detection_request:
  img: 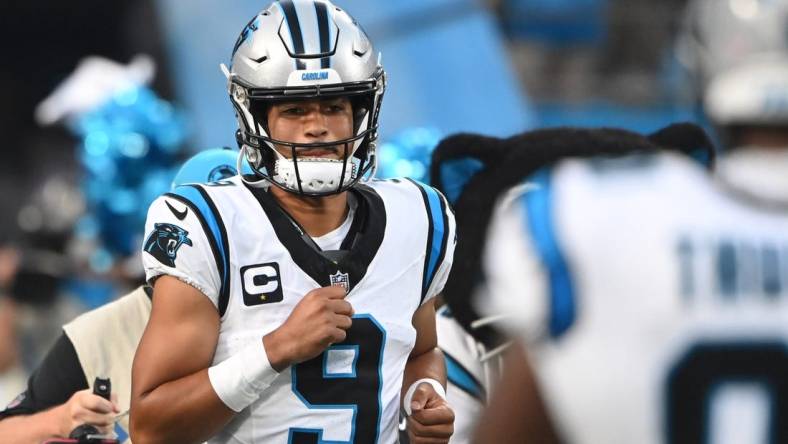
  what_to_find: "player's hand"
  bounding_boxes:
[265,285,353,370]
[56,389,119,436]
[407,382,454,444]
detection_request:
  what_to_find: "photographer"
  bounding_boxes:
[0,149,243,444]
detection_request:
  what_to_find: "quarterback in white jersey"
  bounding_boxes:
[476,143,788,444]
[131,1,456,444]
[139,175,454,443]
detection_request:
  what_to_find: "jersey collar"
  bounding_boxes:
[244,184,386,293]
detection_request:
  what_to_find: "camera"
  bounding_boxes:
[41,378,120,444]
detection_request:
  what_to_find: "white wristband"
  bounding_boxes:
[208,339,279,412]
[403,378,447,416]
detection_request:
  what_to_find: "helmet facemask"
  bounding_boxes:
[231,71,384,197]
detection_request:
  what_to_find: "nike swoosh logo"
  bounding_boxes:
[166,200,188,220]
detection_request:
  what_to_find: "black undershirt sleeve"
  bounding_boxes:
[0,332,88,419]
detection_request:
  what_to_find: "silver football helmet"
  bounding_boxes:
[227,0,386,196]
[676,0,788,85]
[704,53,788,127]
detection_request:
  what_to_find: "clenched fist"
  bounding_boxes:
[264,285,353,371]
[406,382,454,444]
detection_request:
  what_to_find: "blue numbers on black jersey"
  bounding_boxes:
[666,342,788,443]
[289,315,386,444]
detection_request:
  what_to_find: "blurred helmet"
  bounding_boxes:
[676,0,788,84]
[228,0,386,196]
[704,54,788,126]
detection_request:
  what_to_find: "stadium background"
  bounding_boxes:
[0,0,713,409]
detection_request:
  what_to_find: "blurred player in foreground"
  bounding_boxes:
[130,1,456,443]
[471,56,788,444]
[0,149,241,444]
[428,125,716,444]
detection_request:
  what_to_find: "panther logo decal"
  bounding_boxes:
[144,223,193,267]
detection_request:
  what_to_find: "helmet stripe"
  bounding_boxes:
[279,0,307,70]
[293,0,320,55]
[315,0,331,69]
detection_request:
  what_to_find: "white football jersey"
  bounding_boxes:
[435,306,496,444]
[482,150,788,444]
[142,176,455,444]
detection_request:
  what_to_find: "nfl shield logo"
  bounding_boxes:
[329,271,350,291]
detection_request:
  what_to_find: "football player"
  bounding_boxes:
[472,59,788,444]
[130,2,456,443]
[429,125,720,444]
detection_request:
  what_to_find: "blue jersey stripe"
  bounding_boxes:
[444,352,484,401]
[423,185,446,291]
[407,179,449,301]
[170,186,230,314]
[523,168,576,338]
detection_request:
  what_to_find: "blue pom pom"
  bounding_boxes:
[73,86,187,259]
[377,127,442,182]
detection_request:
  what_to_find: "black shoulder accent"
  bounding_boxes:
[164,187,232,316]
[432,191,451,292]
[192,186,232,316]
[339,190,369,251]
[404,179,451,304]
[0,333,88,419]
[410,180,434,302]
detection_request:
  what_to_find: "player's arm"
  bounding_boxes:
[131,192,242,444]
[401,299,454,444]
[402,300,446,395]
[130,276,352,444]
[472,342,560,444]
[130,276,234,444]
